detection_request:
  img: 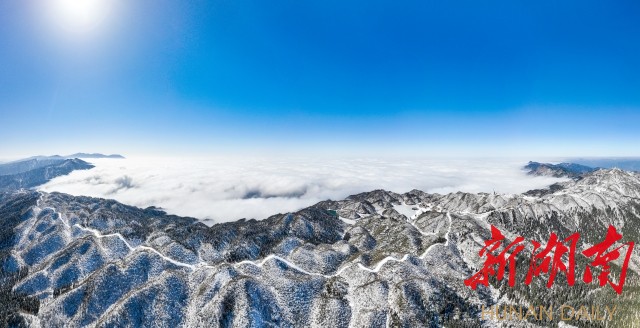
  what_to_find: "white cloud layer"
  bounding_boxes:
[38,157,565,224]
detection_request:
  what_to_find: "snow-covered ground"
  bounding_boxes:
[9,168,640,327]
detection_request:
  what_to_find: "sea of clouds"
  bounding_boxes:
[38,156,565,224]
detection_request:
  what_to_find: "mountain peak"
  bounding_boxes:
[524,161,596,179]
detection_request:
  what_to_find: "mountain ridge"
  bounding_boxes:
[19,153,125,161]
[524,161,597,179]
[1,167,639,327]
[0,153,124,193]
[0,159,94,191]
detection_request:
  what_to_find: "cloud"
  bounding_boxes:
[110,175,135,194]
[38,156,565,224]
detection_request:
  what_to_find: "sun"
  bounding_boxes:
[45,0,117,37]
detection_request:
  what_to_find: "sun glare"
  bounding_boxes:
[45,0,116,38]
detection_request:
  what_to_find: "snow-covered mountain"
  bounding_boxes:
[0,153,127,192]
[0,159,94,191]
[1,167,639,327]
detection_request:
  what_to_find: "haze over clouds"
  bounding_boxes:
[38,157,565,224]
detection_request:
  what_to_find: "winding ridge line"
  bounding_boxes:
[37,193,454,279]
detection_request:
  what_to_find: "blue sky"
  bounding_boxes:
[1,0,639,158]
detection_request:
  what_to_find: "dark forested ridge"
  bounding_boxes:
[0,159,93,191]
[0,192,40,327]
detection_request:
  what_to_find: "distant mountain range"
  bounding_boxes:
[66,153,125,159]
[524,161,597,179]
[0,159,94,191]
[0,153,122,191]
[568,158,640,172]
[525,159,640,180]
[22,153,125,161]
[1,159,639,326]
